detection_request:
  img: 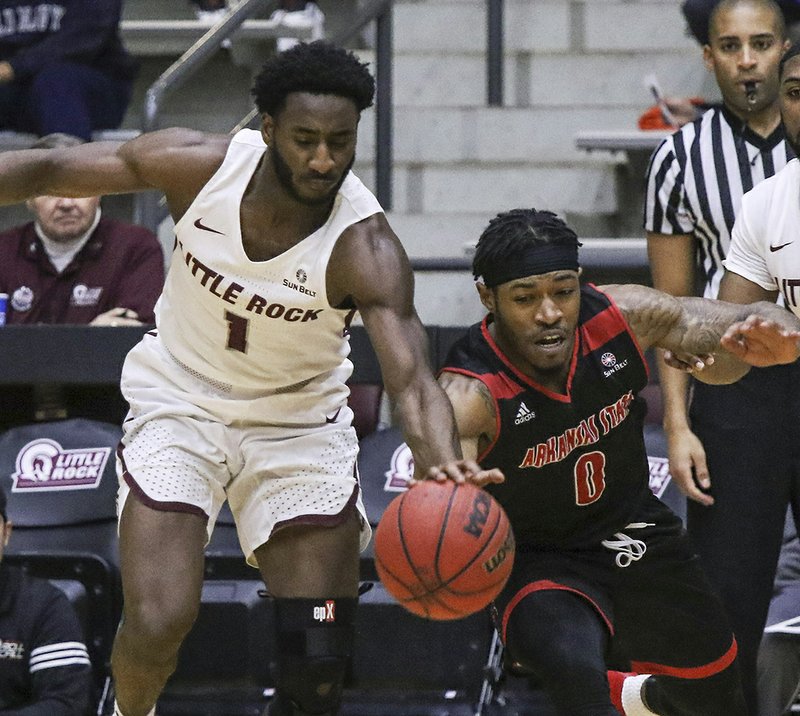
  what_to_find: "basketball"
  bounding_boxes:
[374,480,515,621]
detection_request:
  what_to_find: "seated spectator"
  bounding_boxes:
[0,482,94,714]
[0,134,164,326]
[0,133,164,428]
[758,510,800,716]
[269,0,325,52]
[190,0,228,23]
[189,0,324,52]
[0,0,138,141]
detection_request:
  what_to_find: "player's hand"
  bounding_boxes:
[90,307,143,327]
[412,459,504,488]
[721,315,800,367]
[662,350,715,373]
[664,423,714,506]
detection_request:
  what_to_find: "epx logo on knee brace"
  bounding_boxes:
[313,600,336,623]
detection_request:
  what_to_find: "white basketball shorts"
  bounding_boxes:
[117,334,371,566]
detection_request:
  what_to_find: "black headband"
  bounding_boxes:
[479,242,580,288]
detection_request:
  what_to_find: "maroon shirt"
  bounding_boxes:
[0,217,164,324]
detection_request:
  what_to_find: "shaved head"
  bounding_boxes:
[708,0,786,43]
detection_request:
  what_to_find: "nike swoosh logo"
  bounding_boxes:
[194,217,225,235]
[769,241,793,252]
[325,408,341,424]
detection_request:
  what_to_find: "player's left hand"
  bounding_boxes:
[721,315,800,367]
[662,350,715,373]
[414,459,505,488]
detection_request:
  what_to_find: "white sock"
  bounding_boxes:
[621,673,658,715]
[114,702,156,716]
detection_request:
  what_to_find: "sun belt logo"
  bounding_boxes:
[384,441,414,492]
[514,401,536,425]
[313,600,336,622]
[601,351,629,378]
[12,438,110,493]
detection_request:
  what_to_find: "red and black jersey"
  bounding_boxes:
[441,284,650,549]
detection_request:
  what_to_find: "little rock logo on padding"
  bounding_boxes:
[384,441,414,492]
[11,438,110,493]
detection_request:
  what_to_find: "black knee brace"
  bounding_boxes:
[267,597,357,716]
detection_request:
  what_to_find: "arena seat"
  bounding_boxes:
[347,382,383,440]
[0,418,123,706]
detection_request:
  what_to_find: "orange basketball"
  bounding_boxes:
[374,480,515,620]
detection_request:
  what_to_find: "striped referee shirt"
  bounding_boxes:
[644,104,793,298]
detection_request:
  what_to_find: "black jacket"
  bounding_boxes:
[0,1,138,81]
[0,564,92,715]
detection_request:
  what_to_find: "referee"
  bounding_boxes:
[644,0,799,713]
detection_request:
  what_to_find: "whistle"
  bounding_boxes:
[744,81,757,106]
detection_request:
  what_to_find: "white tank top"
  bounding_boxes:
[152,128,383,423]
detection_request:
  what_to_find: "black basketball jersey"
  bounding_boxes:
[442,285,651,549]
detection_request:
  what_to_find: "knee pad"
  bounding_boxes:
[268,597,357,716]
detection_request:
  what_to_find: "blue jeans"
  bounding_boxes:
[0,61,133,140]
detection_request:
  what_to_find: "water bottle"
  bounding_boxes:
[0,293,7,326]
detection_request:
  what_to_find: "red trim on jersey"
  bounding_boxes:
[438,367,519,461]
[117,446,209,518]
[583,285,650,383]
[480,316,578,403]
[630,637,738,679]
[500,579,614,642]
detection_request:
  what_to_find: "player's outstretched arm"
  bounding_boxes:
[0,128,228,220]
[432,371,503,487]
[329,216,503,484]
[604,283,800,384]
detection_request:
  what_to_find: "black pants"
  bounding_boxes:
[495,496,747,716]
[689,365,800,716]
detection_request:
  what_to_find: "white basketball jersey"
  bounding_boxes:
[151,128,382,422]
[725,159,800,315]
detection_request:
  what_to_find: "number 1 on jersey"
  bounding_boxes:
[225,311,248,353]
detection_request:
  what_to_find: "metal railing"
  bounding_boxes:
[487,0,504,106]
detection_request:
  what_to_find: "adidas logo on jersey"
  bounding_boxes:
[514,402,536,425]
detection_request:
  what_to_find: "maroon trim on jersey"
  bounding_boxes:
[583,285,650,383]
[500,579,614,643]
[438,366,523,461]
[480,316,578,403]
[631,637,738,679]
[117,445,210,519]
[272,482,360,535]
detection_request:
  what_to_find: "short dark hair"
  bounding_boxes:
[251,41,375,117]
[472,209,581,282]
[708,0,786,44]
[780,41,800,77]
[31,133,85,150]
